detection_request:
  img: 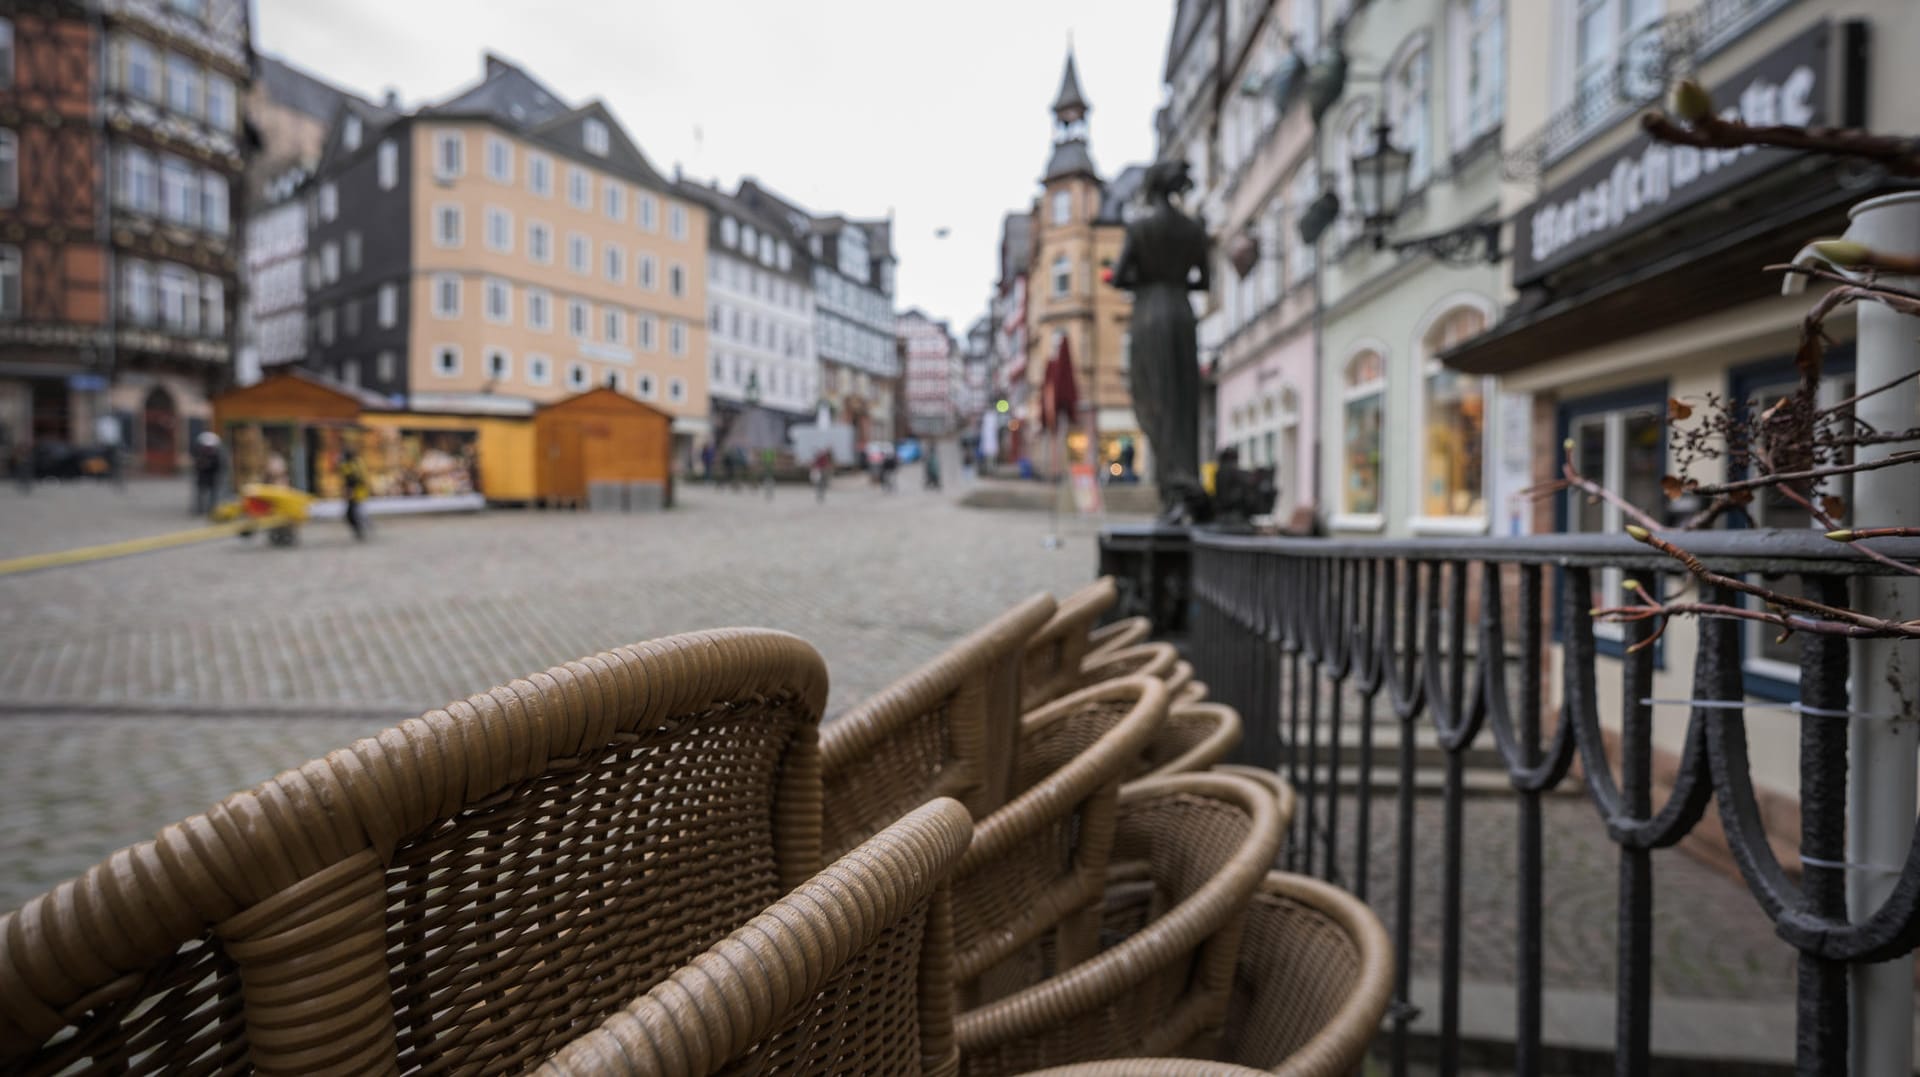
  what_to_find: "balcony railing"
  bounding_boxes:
[1118,527,1920,1075]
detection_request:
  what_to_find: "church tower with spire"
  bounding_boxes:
[1025,47,1143,480]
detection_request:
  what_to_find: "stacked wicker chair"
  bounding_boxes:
[0,583,1390,1077]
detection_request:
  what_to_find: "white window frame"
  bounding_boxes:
[432,273,461,318]
[567,167,590,209]
[343,229,361,272]
[567,361,590,390]
[484,276,511,324]
[1409,298,1497,532]
[1286,161,1318,284]
[318,182,339,222]
[583,118,610,156]
[568,232,589,274]
[669,263,686,297]
[1051,254,1071,297]
[164,53,201,118]
[568,299,590,339]
[670,320,687,356]
[378,140,398,190]
[528,152,552,196]
[485,135,512,182]
[668,376,686,403]
[1385,36,1432,192]
[161,156,197,226]
[1051,190,1071,225]
[527,287,552,331]
[638,194,658,231]
[485,205,513,253]
[434,203,463,248]
[434,130,465,179]
[1557,0,1665,153]
[340,111,361,150]
[124,38,159,102]
[603,182,625,221]
[605,242,625,283]
[603,307,623,344]
[638,253,657,290]
[639,315,658,352]
[528,220,552,264]
[377,283,398,328]
[669,204,687,240]
[434,344,462,378]
[527,354,552,385]
[637,373,657,401]
[1450,0,1505,149]
[376,350,397,382]
[485,346,511,382]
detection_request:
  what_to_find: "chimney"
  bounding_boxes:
[673,162,683,182]
[382,87,400,110]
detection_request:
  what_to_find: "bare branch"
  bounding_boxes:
[1685,449,1920,497]
[1641,111,1920,178]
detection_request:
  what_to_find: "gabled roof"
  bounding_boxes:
[426,52,571,127]
[1053,49,1090,117]
[528,100,668,188]
[675,178,811,261]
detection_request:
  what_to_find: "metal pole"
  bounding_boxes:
[1841,191,1920,1077]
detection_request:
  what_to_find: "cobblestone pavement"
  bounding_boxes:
[0,476,1110,904]
[0,477,1806,1022]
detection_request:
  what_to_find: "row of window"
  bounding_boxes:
[428,344,688,402]
[106,33,240,134]
[709,255,807,310]
[710,353,815,402]
[816,312,891,370]
[708,302,809,359]
[431,129,689,239]
[428,204,690,297]
[113,145,230,235]
[716,217,794,272]
[120,258,226,336]
[427,274,691,355]
[813,269,890,328]
[1220,162,1320,339]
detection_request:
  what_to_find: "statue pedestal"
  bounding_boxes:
[1097,522,1194,638]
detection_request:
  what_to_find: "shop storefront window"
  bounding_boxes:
[1342,350,1386,517]
[1419,307,1490,520]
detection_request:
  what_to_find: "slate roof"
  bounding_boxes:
[427,53,571,127]
[1096,165,1147,224]
[1000,212,1032,284]
[258,55,368,123]
[420,54,668,190]
[1052,50,1089,116]
[1044,138,1098,183]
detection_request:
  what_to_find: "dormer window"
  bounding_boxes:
[342,115,362,152]
[584,118,609,156]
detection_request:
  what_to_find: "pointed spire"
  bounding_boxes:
[1052,47,1090,122]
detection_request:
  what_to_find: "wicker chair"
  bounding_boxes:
[1173,679,1208,706]
[823,593,1057,858]
[1002,872,1393,1077]
[956,772,1286,1076]
[1021,578,1119,711]
[1085,616,1150,659]
[0,630,829,1076]
[535,797,975,1077]
[951,676,1169,996]
[1078,642,1179,686]
[1131,703,1242,781]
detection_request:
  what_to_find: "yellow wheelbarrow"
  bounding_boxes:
[211,484,315,547]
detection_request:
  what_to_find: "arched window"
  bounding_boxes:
[1419,306,1490,518]
[1342,349,1387,516]
[1451,0,1505,146]
[1387,38,1432,191]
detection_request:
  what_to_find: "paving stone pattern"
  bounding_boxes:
[0,477,1802,1017]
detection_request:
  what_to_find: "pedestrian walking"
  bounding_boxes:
[701,442,716,485]
[811,449,832,503]
[880,452,897,494]
[340,445,371,541]
[759,447,777,501]
[191,431,222,516]
[924,445,942,491]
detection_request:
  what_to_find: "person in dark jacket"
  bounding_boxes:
[191,432,222,516]
[340,446,371,541]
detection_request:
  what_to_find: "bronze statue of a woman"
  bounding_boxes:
[1111,159,1210,522]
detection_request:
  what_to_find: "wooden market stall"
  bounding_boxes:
[534,387,673,509]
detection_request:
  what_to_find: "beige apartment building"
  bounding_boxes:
[305,55,710,456]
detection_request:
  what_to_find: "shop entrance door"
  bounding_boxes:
[142,387,178,474]
[30,380,70,445]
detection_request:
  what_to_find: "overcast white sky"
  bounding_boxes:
[257,0,1171,333]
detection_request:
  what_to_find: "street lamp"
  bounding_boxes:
[1350,119,1412,250]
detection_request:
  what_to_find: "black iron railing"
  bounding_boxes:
[1164,529,1920,1076]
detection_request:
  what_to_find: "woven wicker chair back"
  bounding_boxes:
[823,593,1056,857]
[535,797,974,1077]
[0,630,828,1077]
